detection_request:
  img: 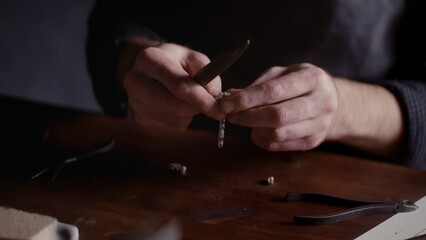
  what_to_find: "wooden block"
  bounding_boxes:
[0,206,57,240]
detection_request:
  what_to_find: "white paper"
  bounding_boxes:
[355,196,426,240]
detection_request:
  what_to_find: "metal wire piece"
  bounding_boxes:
[215,92,231,148]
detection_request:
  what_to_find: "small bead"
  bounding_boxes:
[216,92,230,148]
[169,163,188,176]
[219,120,226,130]
[215,92,229,101]
[219,129,225,138]
[267,176,275,185]
[169,163,181,170]
[180,166,187,176]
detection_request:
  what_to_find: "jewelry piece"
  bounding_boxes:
[180,166,187,176]
[215,92,231,148]
[267,176,275,185]
[168,163,187,176]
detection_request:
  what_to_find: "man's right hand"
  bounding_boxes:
[122,43,225,132]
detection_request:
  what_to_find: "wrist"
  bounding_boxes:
[326,78,405,157]
[327,78,357,141]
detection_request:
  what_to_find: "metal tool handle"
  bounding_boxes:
[293,203,402,225]
[285,192,417,225]
[193,40,250,86]
[284,192,389,207]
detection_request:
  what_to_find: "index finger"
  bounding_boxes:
[135,47,225,120]
[220,69,316,114]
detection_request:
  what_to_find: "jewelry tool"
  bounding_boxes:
[31,131,115,182]
[193,39,250,86]
[284,192,418,225]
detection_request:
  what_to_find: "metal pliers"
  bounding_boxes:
[31,132,115,182]
[284,192,418,225]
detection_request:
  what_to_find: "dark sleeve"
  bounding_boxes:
[86,1,166,116]
[380,0,426,169]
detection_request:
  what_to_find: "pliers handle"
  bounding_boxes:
[284,192,418,225]
[31,131,115,182]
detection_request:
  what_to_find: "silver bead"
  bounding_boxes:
[169,163,181,170]
[180,166,187,176]
[215,92,230,101]
[218,129,225,138]
[216,92,230,148]
[168,163,188,176]
[267,176,275,185]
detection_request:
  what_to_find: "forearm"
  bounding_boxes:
[327,78,405,158]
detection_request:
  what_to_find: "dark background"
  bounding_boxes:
[0,0,100,112]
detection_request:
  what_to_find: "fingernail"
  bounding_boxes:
[221,100,235,114]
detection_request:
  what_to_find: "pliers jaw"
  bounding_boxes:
[392,199,418,213]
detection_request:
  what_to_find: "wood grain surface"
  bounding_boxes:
[1,96,426,240]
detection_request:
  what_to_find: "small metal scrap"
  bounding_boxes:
[169,163,187,176]
[267,176,275,185]
[215,92,231,148]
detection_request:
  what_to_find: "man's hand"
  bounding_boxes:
[220,63,405,157]
[123,43,225,132]
[220,63,338,151]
